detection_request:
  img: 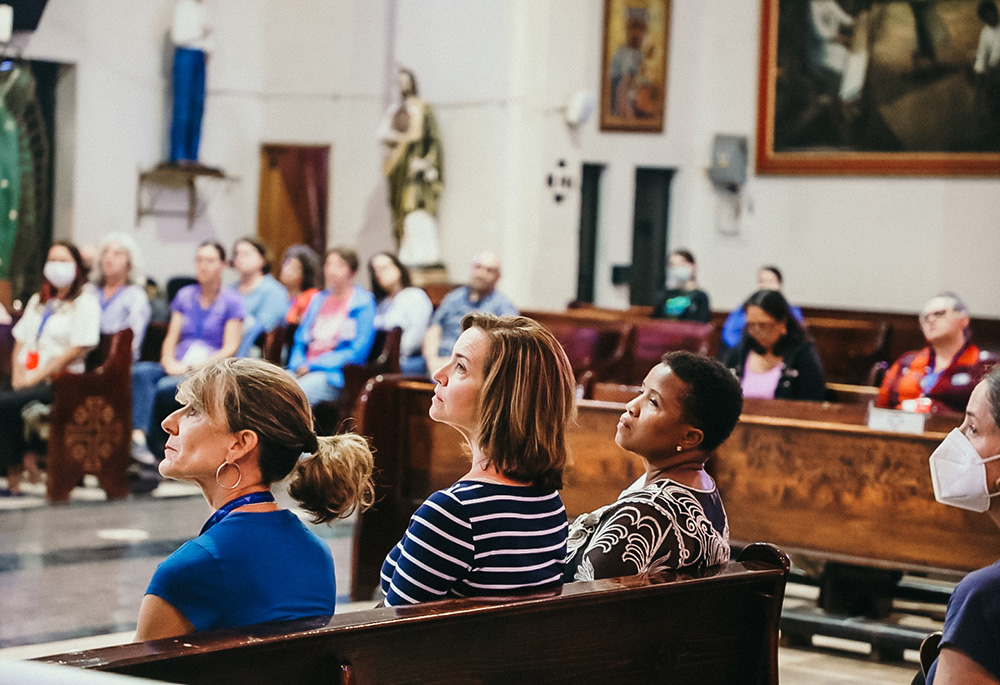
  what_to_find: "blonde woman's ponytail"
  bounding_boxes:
[287,433,375,524]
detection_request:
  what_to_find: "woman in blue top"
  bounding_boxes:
[288,247,376,405]
[381,314,576,605]
[922,366,1000,685]
[135,358,375,641]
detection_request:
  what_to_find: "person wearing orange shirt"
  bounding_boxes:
[877,293,997,414]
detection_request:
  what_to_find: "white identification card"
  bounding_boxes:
[866,405,927,435]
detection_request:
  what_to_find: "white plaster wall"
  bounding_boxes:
[24,0,268,285]
[259,0,390,259]
[525,0,1000,316]
[16,0,1000,318]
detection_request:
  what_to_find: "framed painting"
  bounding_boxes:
[756,0,1000,175]
[599,0,671,132]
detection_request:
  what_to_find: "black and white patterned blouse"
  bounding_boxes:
[563,476,729,582]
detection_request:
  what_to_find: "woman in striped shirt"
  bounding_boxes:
[381,314,576,605]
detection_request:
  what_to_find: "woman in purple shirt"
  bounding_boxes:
[132,242,244,464]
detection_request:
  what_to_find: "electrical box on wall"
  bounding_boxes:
[611,264,631,285]
[708,135,747,192]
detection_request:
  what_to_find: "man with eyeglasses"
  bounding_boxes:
[422,252,518,374]
[877,293,997,413]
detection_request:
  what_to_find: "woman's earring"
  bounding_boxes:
[676,445,683,452]
[216,462,242,489]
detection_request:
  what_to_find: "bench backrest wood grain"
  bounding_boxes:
[353,376,997,593]
[40,544,789,685]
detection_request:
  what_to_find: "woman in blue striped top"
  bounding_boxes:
[381,314,577,605]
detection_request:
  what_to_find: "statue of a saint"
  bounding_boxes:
[378,68,444,266]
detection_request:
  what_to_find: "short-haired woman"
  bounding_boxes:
[1,241,100,495]
[722,289,826,401]
[564,351,743,581]
[381,314,576,604]
[135,358,375,640]
[92,232,152,361]
[368,251,432,374]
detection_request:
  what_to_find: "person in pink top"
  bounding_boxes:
[287,248,376,405]
[722,289,826,401]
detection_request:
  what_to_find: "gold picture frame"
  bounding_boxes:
[756,0,1000,175]
[600,0,671,133]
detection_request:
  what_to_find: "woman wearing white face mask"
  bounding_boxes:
[0,241,100,496]
[922,365,1000,685]
[650,249,712,323]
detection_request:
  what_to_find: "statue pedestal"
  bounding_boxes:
[410,264,449,288]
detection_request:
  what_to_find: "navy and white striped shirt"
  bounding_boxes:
[380,481,568,605]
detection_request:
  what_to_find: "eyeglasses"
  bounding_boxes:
[746,321,779,333]
[919,308,954,324]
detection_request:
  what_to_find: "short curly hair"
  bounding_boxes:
[661,351,743,451]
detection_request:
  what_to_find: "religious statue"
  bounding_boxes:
[169,0,212,164]
[378,68,444,266]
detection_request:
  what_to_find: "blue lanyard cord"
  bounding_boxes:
[36,302,56,341]
[200,491,275,535]
[99,286,124,311]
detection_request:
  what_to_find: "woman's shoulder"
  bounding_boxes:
[398,287,432,305]
[617,478,721,514]
[956,560,1000,599]
[446,481,563,509]
[72,289,101,310]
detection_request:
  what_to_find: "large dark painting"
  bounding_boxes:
[757,0,1000,175]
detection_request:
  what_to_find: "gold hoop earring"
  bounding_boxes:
[216,462,242,490]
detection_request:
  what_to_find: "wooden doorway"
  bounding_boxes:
[257,144,330,262]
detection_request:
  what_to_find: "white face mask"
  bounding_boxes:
[929,428,1000,513]
[43,261,77,289]
[667,265,692,288]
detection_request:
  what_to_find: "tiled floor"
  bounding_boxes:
[0,477,937,683]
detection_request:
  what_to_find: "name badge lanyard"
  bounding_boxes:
[99,286,124,312]
[200,491,275,535]
[27,303,57,368]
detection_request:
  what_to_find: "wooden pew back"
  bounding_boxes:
[803,317,890,385]
[41,544,790,685]
[354,375,998,593]
[716,399,1000,573]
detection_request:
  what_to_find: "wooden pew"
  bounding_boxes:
[350,375,643,601]
[352,376,995,599]
[798,305,1000,364]
[802,317,890,385]
[521,310,630,390]
[39,543,790,685]
[714,398,1000,574]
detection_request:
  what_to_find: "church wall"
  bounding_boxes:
[17,0,1000,319]
[508,0,1000,317]
[25,0,268,287]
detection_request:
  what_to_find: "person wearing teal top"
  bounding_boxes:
[136,358,375,640]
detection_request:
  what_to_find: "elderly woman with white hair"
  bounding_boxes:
[91,232,151,361]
